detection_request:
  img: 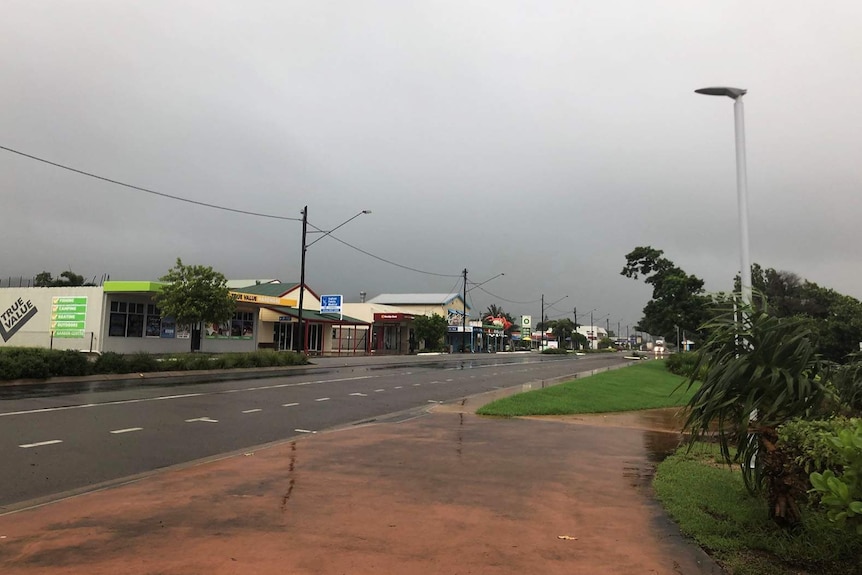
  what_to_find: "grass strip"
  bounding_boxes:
[476,360,695,416]
[654,446,862,575]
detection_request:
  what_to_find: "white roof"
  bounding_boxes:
[226,279,280,288]
[367,293,468,308]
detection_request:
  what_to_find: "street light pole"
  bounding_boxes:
[696,86,752,308]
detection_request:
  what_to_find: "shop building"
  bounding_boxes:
[0,280,370,356]
[366,293,474,352]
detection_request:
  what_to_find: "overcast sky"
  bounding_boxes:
[2,1,860,335]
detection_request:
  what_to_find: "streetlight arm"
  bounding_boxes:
[306,210,372,248]
[466,272,505,293]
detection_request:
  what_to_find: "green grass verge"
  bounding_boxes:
[654,446,862,575]
[476,360,696,416]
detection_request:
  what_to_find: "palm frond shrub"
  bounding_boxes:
[681,303,832,526]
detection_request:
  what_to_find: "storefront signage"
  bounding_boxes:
[520,315,532,341]
[51,296,87,338]
[1,297,38,342]
[374,313,413,322]
[229,291,296,307]
[320,295,343,314]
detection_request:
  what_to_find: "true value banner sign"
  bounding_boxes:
[320,295,343,316]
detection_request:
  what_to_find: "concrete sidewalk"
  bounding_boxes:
[0,392,721,574]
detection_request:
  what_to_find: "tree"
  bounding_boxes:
[621,246,711,344]
[156,258,235,351]
[546,318,576,349]
[681,303,831,527]
[413,313,448,351]
[33,270,89,287]
[738,264,862,362]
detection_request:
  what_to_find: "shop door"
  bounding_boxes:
[274,323,294,351]
[307,324,322,353]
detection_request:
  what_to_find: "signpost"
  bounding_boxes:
[520,315,532,346]
[320,295,343,318]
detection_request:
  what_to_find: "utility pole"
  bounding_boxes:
[573,306,578,350]
[462,268,468,352]
[540,294,545,351]
[590,310,594,350]
[298,206,308,354]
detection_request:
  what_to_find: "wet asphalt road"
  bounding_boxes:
[0,354,628,509]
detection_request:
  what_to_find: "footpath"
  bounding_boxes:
[0,354,721,574]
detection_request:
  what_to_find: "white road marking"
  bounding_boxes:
[110,427,143,434]
[374,389,385,392]
[445,379,453,382]
[242,409,262,414]
[430,381,440,384]
[315,397,330,402]
[294,429,316,434]
[185,417,218,423]
[282,402,299,407]
[394,386,403,389]
[413,383,421,386]
[19,440,63,448]
[349,392,367,397]
[0,375,379,418]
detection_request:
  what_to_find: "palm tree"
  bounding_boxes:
[681,302,831,527]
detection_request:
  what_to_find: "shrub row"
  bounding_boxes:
[664,351,706,379]
[0,347,308,381]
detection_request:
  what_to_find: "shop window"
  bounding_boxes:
[207,311,255,339]
[145,304,162,337]
[108,301,146,337]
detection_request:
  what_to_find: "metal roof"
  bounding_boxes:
[264,306,369,325]
[233,282,300,297]
[366,293,469,308]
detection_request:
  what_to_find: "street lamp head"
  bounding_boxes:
[695,86,747,99]
[361,210,372,214]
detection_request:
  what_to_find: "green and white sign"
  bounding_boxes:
[520,315,532,341]
[51,296,87,338]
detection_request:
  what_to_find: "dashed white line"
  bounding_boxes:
[413,383,421,386]
[19,440,62,449]
[445,379,453,382]
[374,389,385,392]
[349,392,368,397]
[394,386,403,389]
[294,429,316,434]
[185,417,218,423]
[110,427,143,434]
[315,397,331,402]
[242,409,262,414]
[282,402,299,407]
[0,375,380,419]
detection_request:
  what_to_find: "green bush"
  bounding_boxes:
[810,420,862,535]
[540,347,569,355]
[44,349,90,377]
[832,358,862,414]
[779,417,857,476]
[0,347,309,380]
[0,347,52,379]
[125,352,159,373]
[92,352,129,374]
[664,351,702,377]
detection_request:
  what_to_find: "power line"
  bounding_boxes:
[0,145,302,222]
[306,221,461,278]
[2,144,462,278]
[470,284,542,305]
